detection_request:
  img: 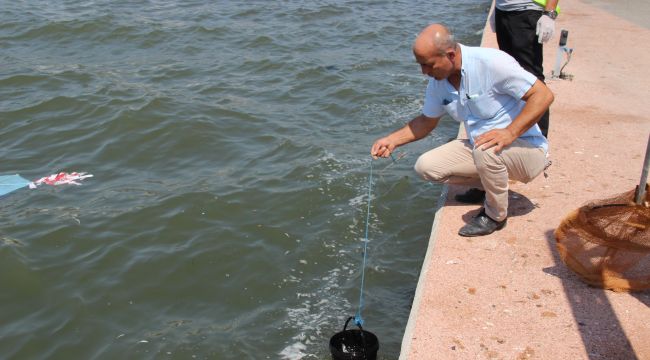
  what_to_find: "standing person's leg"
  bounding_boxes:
[538,108,550,138]
[495,9,549,137]
[495,8,515,55]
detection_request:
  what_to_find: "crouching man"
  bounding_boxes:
[371,23,552,237]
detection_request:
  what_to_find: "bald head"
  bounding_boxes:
[413,24,456,58]
[412,23,461,81]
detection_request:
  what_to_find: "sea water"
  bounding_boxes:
[0,1,490,358]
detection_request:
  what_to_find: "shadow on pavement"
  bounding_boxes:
[543,229,640,360]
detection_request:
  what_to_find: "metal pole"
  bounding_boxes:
[635,134,650,205]
[552,30,569,78]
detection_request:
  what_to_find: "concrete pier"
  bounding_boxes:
[401,0,650,358]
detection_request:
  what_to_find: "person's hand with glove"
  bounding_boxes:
[536,13,555,43]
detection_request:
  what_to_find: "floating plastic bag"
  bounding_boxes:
[29,172,93,189]
[0,172,93,197]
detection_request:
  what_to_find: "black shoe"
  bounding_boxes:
[454,188,486,204]
[458,209,507,237]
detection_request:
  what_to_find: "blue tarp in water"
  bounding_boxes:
[0,174,30,197]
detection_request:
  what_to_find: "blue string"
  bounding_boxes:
[355,159,374,327]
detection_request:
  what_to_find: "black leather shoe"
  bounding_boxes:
[458,209,507,237]
[454,188,486,204]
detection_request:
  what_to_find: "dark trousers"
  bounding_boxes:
[495,8,549,137]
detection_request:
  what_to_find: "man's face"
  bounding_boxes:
[415,50,454,80]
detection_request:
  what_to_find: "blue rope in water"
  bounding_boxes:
[355,159,374,327]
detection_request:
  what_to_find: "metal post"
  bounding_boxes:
[635,134,650,205]
[552,30,569,78]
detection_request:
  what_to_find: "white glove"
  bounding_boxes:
[489,7,496,33]
[536,14,555,44]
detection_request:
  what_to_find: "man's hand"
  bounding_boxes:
[370,114,440,159]
[474,128,517,153]
[536,14,555,43]
[371,137,396,159]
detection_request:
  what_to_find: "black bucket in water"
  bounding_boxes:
[329,317,379,360]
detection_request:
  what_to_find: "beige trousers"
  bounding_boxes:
[414,139,546,221]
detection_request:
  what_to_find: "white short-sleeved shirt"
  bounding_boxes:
[422,44,548,153]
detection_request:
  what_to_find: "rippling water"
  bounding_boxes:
[1,1,489,358]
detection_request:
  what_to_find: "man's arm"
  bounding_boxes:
[371,114,440,158]
[545,0,559,12]
[474,79,554,152]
